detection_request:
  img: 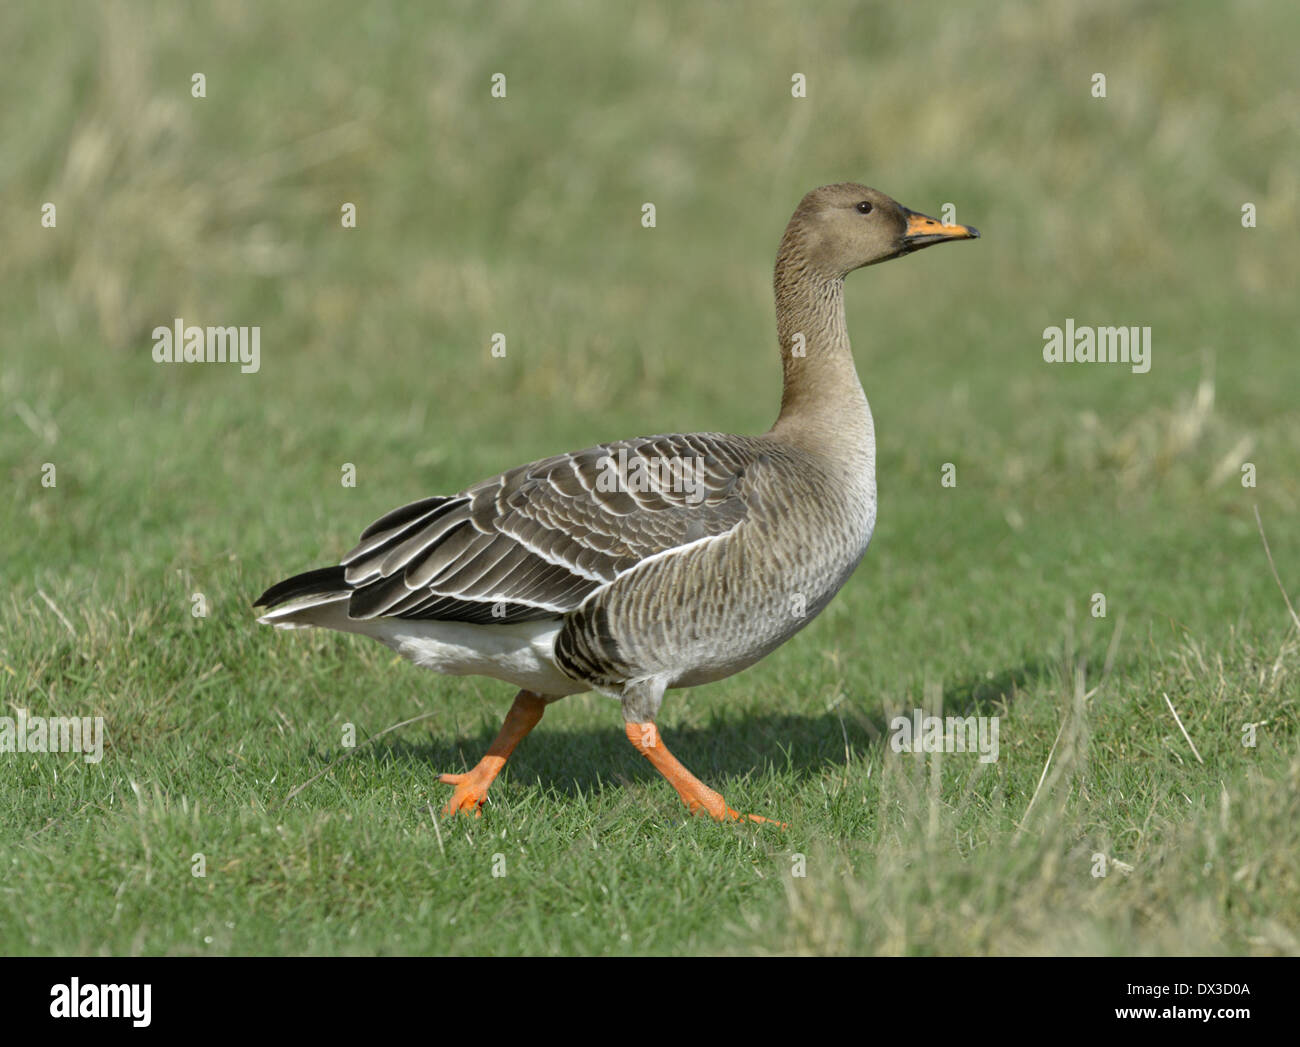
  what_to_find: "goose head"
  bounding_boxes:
[781,182,980,279]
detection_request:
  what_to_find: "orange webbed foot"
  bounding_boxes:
[438,760,503,818]
[732,810,788,828]
[436,691,546,819]
[687,797,788,829]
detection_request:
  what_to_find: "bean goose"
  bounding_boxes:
[256,184,979,824]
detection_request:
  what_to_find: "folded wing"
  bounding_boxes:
[339,434,753,624]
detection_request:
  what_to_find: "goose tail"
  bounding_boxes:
[254,566,352,630]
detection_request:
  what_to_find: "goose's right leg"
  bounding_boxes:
[623,721,785,827]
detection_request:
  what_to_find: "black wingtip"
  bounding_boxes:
[254,565,349,608]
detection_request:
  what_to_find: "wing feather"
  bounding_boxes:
[341,434,754,623]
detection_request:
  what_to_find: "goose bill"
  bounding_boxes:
[901,208,980,252]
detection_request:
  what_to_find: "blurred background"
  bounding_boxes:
[4,0,1297,596]
[1,0,1298,955]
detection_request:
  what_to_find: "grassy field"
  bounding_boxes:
[2,0,1298,955]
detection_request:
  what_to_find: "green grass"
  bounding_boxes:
[2,0,1298,955]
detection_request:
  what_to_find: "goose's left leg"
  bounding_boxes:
[623,721,785,827]
[439,689,546,817]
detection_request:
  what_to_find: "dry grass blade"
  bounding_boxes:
[427,804,446,858]
[1013,717,1065,845]
[1163,691,1204,765]
[36,589,76,638]
[1254,505,1300,634]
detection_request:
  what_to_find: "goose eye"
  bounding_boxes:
[855,201,873,214]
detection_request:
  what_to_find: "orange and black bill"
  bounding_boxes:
[901,207,980,251]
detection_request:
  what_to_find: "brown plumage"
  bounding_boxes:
[256,183,979,824]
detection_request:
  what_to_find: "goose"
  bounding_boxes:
[256,184,979,824]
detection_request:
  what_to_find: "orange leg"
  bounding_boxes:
[624,722,785,826]
[439,689,546,817]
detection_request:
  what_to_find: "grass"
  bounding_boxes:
[2,0,1298,955]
